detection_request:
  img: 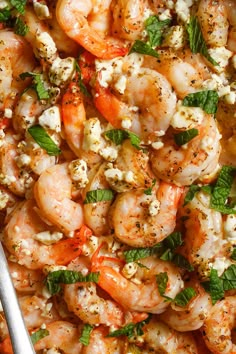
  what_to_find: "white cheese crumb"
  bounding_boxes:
[210,257,232,276]
[159,9,172,21]
[82,117,104,153]
[114,75,127,94]
[35,31,57,62]
[34,231,63,245]
[45,348,61,354]
[163,25,185,49]
[68,159,89,188]
[175,0,193,23]
[104,167,136,192]
[122,262,138,279]
[99,146,118,162]
[81,235,99,257]
[151,141,164,150]
[208,47,233,72]
[33,2,51,19]
[224,214,236,244]
[171,103,204,130]
[121,117,132,129]
[49,57,76,87]
[38,106,61,132]
[4,108,12,118]
[148,199,161,216]
[0,190,9,210]
[15,153,31,168]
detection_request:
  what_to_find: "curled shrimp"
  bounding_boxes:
[109,180,183,247]
[92,255,183,314]
[150,113,221,186]
[56,0,128,59]
[63,256,125,327]
[8,262,44,293]
[160,279,212,332]
[34,163,84,234]
[203,296,236,354]
[3,199,84,269]
[225,0,236,52]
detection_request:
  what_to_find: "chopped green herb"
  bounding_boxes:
[79,324,94,346]
[0,7,11,22]
[159,248,173,261]
[187,16,218,66]
[20,72,50,100]
[183,90,219,114]
[10,0,26,14]
[45,270,100,295]
[144,179,156,195]
[174,128,199,146]
[75,61,90,97]
[84,189,114,204]
[14,17,28,36]
[107,314,152,338]
[231,248,236,261]
[28,125,61,156]
[129,40,159,58]
[31,328,49,345]
[156,272,168,296]
[173,287,196,307]
[184,184,201,206]
[145,16,171,47]
[221,264,236,291]
[104,129,141,149]
[123,243,164,263]
[163,231,183,250]
[202,269,224,304]
[172,253,194,272]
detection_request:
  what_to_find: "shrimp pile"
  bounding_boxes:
[0,0,236,353]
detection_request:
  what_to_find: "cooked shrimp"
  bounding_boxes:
[111,0,150,41]
[3,199,84,269]
[34,163,84,233]
[8,262,44,293]
[56,0,128,59]
[150,113,221,186]
[142,318,199,354]
[92,256,183,313]
[0,30,36,119]
[203,296,236,354]
[64,256,125,326]
[225,0,236,52]
[109,180,183,247]
[160,279,212,331]
[94,65,177,139]
[197,0,229,47]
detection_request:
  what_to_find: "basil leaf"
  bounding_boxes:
[45,270,100,295]
[20,72,50,100]
[174,128,199,146]
[10,0,26,14]
[104,129,141,149]
[0,7,11,22]
[28,125,61,156]
[14,17,28,36]
[210,166,236,214]
[145,16,171,47]
[221,264,236,291]
[172,253,194,272]
[84,189,114,204]
[123,243,164,263]
[107,315,151,338]
[231,248,236,261]
[156,272,168,296]
[144,179,156,195]
[31,329,49,345]
[183,90,219,114]
[187,16,218,66]
[173,287,196,307]
[79,324,93,346]
[75,61,90,97]
[129,40,159,58]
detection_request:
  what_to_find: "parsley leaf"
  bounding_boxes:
[14,17,28,36]
[28,125,61,156]
[144,179,156,195]
[104,129,141,149]
[129,40,159,58]
[107,315,152,338]
[174,128,199,146]
[31,329,49,345]
[20,72,50,100]
[84,189,114,204]
[183,90,219,114]
[79,324,94,346]
[156,272,168,296]
[187,16,218,66]
[145,16,171,47]
[173,287,196,307]
[45,270,100,295]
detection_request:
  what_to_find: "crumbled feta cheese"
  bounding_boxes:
[223,91,236,105]
[0,174,16,186]
[99,146,118,162]
[224,214,236,244]
[35,32,57,62]
[49,57,76,87]
[0,190,9,210]
[171,103,204,130]
[159,9,172,21]
[95,57,124,88]
[83,117,104,153]
[151,141,164,150]
[82,235,99,257]
[114,75,127,94]
[68,159,89,188]
[163,25,185,49]
[38,106,61,132]
[175,0,193,23]
[208,47,233,72]
[4,108,12,119]
[210,257,232,276]
[34,231,63,245]
[15,153,31,168]
[122,262,138,279]
[33,2,51,20]
[45,348,61,354]
[121,117,132,129]
[104,167,136,192]
[148,199,161,216]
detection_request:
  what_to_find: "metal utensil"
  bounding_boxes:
[0,243,36,354]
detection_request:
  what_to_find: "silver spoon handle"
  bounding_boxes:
[0,243,36,354]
